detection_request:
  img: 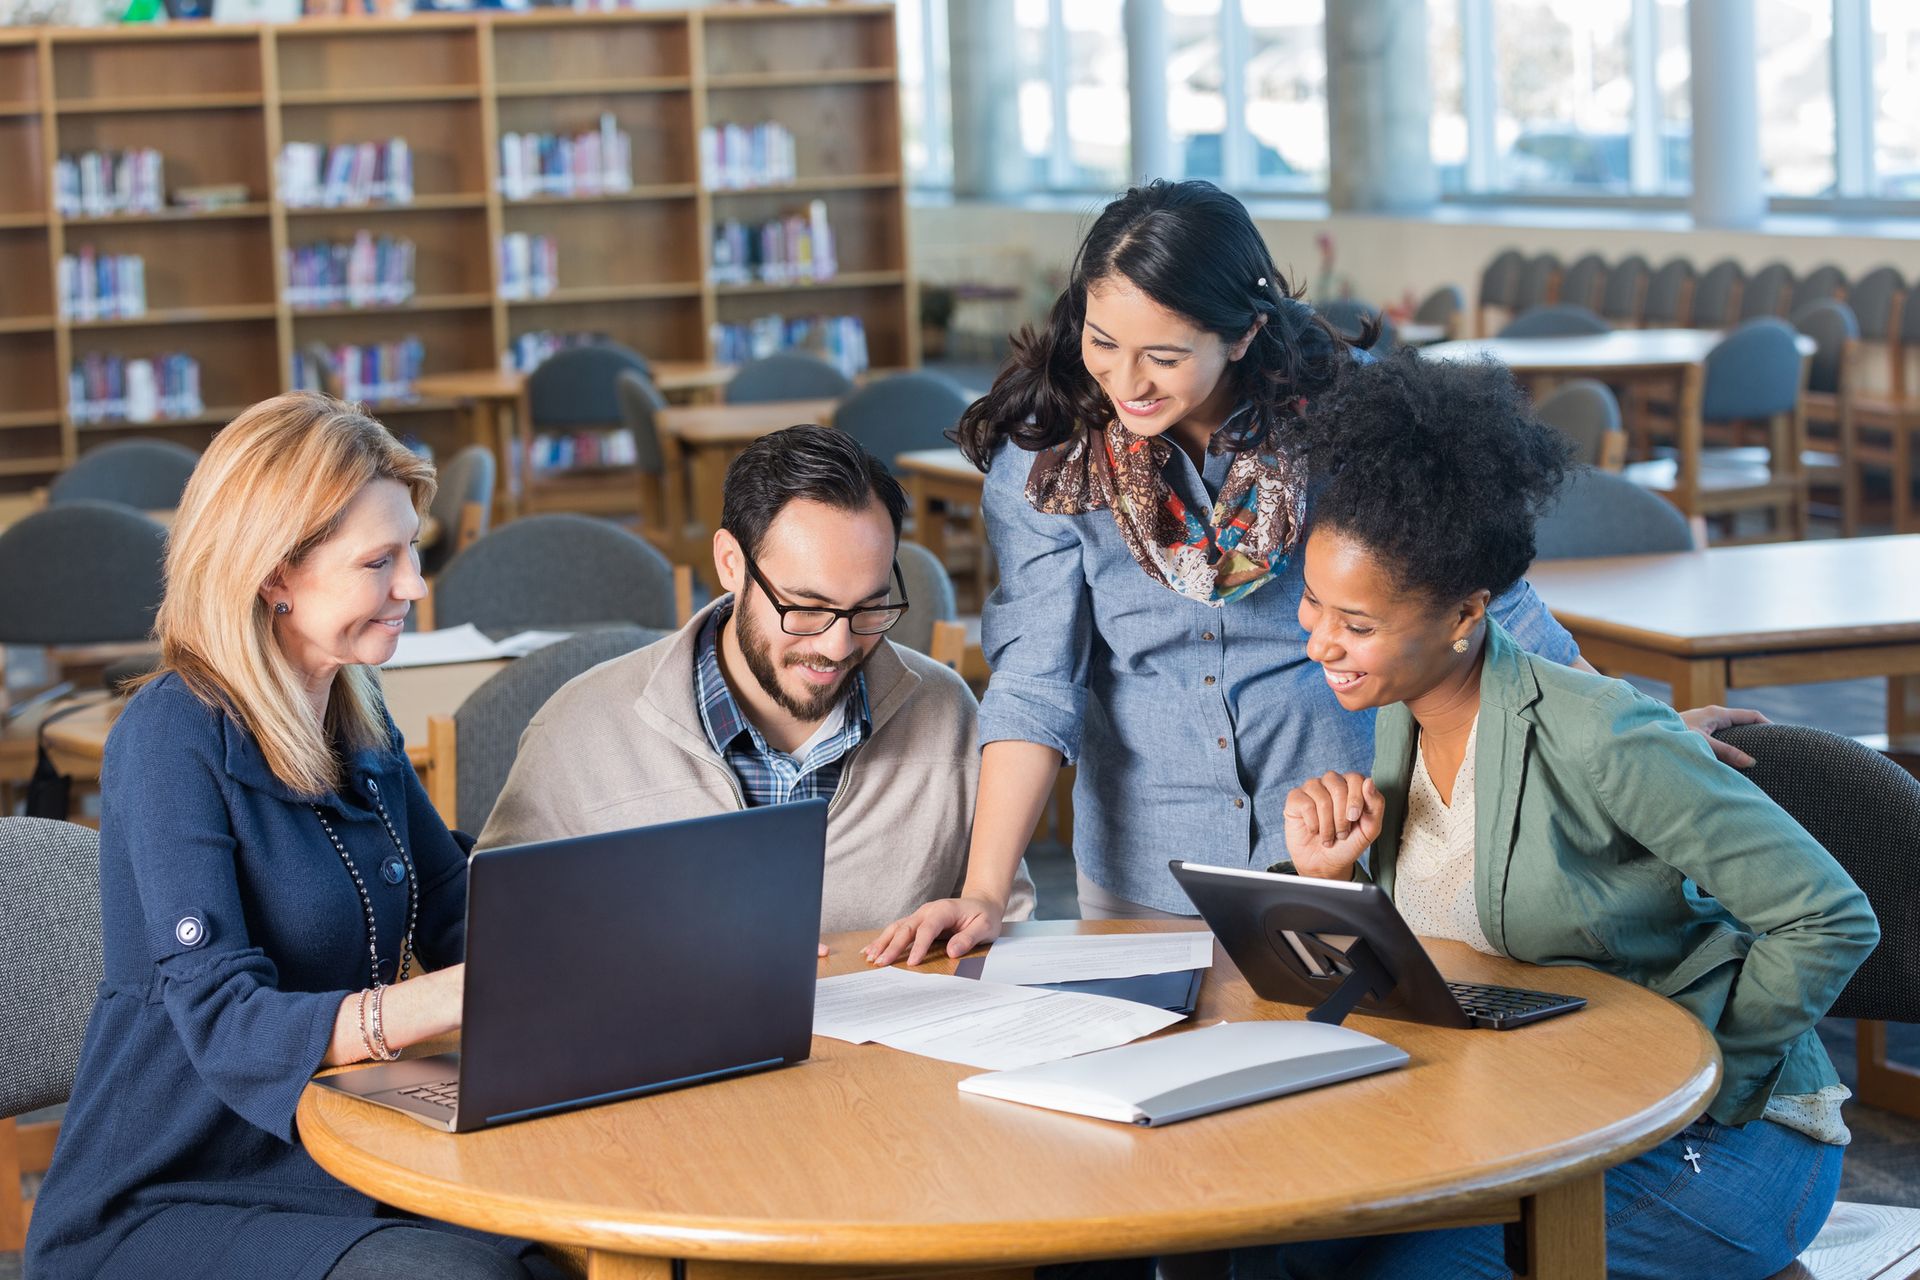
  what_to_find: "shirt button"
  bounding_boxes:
[1217,737,1228,749]
[1204,675,1216,686]
[1202,631,1215,642]
[1233,798,1246,810]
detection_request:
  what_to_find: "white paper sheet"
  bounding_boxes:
[977,932,1216,986]
[381,624,571,669]
[813,966,1186,1071]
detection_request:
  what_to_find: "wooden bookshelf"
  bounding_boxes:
[0,4,914,504]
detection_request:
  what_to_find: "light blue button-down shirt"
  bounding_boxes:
[976,437,1580,913]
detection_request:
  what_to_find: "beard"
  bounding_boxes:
[733,600,867,721]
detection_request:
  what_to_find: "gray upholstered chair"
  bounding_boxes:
[0,817,105,1245]
[1845,269,1919,531]
[1498,304,1611,339]
[1515,253,1561,311]
[427,626,664,834]
[1788,264,1848,317]
[1641,258,1695,327]
[1412,284,1466,339]
[614,368,675,546]
[1792,299,1861,531]
[888,540,957,659]
[1557,253,1608,313]
[420,444,495,577]
[1689,259,1746,328]
[0,502,167,646]
[1740,261,1796,321]
[1533,379,1625,471]
[1475,249,1526,336]
[430,514,679,633]
[1599,255,1650,326]
[47,440,199,511]
[723,352,856,404]
[1845,266,1904,343]
[832,371,974,470]
[527,342,651,433]
[1534,467,1694,560]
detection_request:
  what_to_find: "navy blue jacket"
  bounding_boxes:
[26,673,509,1279]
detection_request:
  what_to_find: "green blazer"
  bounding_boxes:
[1368,618,1878,1125]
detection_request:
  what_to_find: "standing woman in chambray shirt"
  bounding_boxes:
[27,394,566,1280]
[867,179,1757,966]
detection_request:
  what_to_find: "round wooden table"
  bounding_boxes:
[297,920,1719,1280]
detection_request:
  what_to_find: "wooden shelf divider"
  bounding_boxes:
[0,6,913,504]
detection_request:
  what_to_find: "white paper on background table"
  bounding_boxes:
[814,966,1186,1071]
[976,931,1216,986]
[382,623,571,669]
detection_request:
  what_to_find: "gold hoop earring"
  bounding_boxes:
[1452,637,1469,654]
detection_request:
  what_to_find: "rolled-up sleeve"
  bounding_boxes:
[977,442,1094,763]
[1493,577,1579,666]
[105,709,341,1144]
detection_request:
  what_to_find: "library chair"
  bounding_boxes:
[1598,255,1650,327]
[0,816,105,1253]
[1740,261,1797,322]
[0,504,166,653]
[429,514,685,634]
[420,445,494,578]
[1317,298,1390,349]
[1556,253,1608,313]
[1689,259,1747,329]
[1515,253,1562,311]
[1842,269,1918,532]
[1497,304,1610,340]
[722,351,856,405]
[1789,263,1849,317]
[1623,318,1812,543]
[1411,284,1466,340]
[1790,300,1860,533]
[1533,379,1626,472]
[887,540,958,660]
[1473,248,1525,336]
[1639,258,1695,328]
[46,440,199,513]
[528,342,650,428]
[1534,466,1697,561]
[833,371,973,471]
[424,626,664,832]
[614,368,677,556]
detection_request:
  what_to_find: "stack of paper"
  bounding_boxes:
[977,932,1215,986]
[381,623,571,670]
[815,967,1186,1072]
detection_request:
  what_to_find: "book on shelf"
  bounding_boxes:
[292,337,426,404]
[284,233,416,310]
[497,115,633,201]
[529,427,639,474]
[68,352,202,424]
[278,139,414,209]
[711,199,837,286]
[54,149,166,218]
[498,233,559,300]
[59,249,147,321]
[699,122,798,191]
[712,313,867,377]
[502,329,614,373]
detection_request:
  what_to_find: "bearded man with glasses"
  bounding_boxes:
[479,424,1034,940]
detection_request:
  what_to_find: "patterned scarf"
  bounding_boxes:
[1025,418,1307,606]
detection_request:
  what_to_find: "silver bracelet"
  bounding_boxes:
[357,987,380,1062]
[368,982,399,1062]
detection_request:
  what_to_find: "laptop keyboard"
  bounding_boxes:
[1446,981,1586,1029]
[397,1080,461,1109]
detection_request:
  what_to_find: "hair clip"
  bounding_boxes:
[1256,277,1268,287]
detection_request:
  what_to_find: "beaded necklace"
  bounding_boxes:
[312,774,417,988]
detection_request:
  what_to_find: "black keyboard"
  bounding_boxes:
[1445,981,1586,1030]
[397,1080,461,1110]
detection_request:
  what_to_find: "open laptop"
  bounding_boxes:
[313,799,827,1132]
[1170,861,1585,1031]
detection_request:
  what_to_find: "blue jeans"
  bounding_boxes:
[1232,1116,1844,1280]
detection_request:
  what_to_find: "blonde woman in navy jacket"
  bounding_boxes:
[27,395,565,1280]
[1241,354,1877,1280]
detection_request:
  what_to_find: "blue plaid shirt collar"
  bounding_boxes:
[693,598,871,806]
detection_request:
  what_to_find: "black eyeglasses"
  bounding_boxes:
[740,553,911,636]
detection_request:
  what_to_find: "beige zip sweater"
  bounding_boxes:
[477,599,1035,934]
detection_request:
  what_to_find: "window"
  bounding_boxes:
[1871,0,1920,198]
[898,0,953,188]
[1757,0,1835,196]
[1242,1,1328,190]
[1015,0,1128,191]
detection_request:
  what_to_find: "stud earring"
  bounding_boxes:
[1452,637,1469,654]
[274,602,291,616]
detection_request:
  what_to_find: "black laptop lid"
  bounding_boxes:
[458,800,828,1127]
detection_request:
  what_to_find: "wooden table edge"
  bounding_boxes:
[1552,616,1920,659]
[295,1023,1719,1268]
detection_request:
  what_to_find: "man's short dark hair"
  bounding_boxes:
[720,424,909,559]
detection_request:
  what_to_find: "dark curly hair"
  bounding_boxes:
[953,179,1369,469]
[1296,350,1573,602]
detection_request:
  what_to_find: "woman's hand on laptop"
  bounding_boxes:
[863,895,1005,967]
[1284,772,1383,882]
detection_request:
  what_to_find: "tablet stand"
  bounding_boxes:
[1302,936,1398,1027]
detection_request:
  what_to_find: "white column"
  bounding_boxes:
[1688,0,1766,226]
[949,0,1028,199]
[1125,0,1172,183]
[1325,0,1438,212]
